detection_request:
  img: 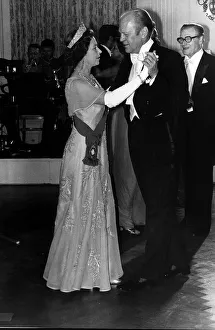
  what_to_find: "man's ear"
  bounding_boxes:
[199,34,204,47]
[140,26,148,39]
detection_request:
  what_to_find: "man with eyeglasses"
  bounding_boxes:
[177,23,215,237]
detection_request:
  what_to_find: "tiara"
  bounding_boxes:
[67,22,87,49]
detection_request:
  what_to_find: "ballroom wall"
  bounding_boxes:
[0,0,136,60]
[137,0,215,54]
[1,0,215,60]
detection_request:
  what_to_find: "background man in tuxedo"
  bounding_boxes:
[93,24,123,90]
[112,8,190,290]
[178,23,215,237]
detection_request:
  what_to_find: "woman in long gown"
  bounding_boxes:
[43,24,150,292]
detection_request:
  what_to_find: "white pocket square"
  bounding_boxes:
[202,77,208,84]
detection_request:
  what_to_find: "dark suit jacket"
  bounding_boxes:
[181,50,215,165]
[190,51,215,124]
[112,43,189,166]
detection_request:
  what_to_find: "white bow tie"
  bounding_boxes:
[130,52,145,65]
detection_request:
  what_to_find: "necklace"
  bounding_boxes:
[77,72,99,87]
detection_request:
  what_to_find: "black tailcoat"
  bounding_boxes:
[112,43,190,280]
[182,51,215,233]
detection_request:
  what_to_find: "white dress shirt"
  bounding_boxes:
[126,38,154,121]
[184,48,203,94]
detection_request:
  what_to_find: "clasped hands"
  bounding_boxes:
[142,50,159,79]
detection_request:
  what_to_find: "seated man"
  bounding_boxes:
[23,43,42,73]
[39,38,61,97]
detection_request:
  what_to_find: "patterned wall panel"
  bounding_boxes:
[9,0,136,60]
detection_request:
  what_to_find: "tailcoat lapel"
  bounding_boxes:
[192,52,209,97]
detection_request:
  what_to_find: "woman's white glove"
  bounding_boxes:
[104,66,149,108]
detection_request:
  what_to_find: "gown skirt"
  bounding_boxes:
[43,121,123,292]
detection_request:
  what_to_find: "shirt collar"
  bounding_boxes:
[139,38,154,56]
[130,38,154,63]
[185,48,203,65]
[100,44,112,57]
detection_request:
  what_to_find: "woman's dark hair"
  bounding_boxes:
[62,28,94,80]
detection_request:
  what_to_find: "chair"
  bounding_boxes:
[19,114,44,145]
[17,72,48,148]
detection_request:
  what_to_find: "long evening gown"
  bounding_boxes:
[43,75,123,292]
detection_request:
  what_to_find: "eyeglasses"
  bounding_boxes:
[177,35,200,44]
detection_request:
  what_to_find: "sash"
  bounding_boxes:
[73,109,108,166]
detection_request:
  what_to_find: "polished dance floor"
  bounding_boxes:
[1,184,215,329]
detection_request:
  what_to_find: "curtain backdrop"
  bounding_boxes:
[10,0,136,60]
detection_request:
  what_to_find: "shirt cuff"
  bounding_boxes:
[146,74,157,86]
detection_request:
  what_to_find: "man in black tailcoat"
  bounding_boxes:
[112,8,190,290]
[178,23,215,237]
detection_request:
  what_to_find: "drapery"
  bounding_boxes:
[10,0,136,60]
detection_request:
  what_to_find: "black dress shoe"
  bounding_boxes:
[180,218,210,237]
[117,278,158,291]
[117,280,139,291]
[120,227,141,235]
[191,228,210,237]
[164,265,190,279]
